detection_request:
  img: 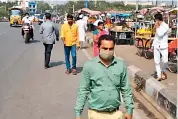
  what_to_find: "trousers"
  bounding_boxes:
[43,43,53,67]
[88,109,123,119]
[154,48,168,78]
[64,45,77,70]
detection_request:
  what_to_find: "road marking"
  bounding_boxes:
[82,49,92,60]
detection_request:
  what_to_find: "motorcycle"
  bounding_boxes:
[22,23,32,44]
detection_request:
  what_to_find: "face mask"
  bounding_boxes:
[99,49,114,60]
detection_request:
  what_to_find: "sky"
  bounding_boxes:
[0,0,177,5]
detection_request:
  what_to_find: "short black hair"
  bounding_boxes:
[154,13,163,21]
[25,13,29,15]
[67,14,73,19]
[98,21,104,26]
[45,13,51,19]
[98,35,115,47]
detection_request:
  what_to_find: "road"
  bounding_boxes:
[0,22,165,119]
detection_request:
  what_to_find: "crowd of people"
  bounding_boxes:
[37,12,134,119]
[24,10,169,119]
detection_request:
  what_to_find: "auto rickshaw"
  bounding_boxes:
[8,7,23,27]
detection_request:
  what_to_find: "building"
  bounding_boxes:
[28,1,37,15]
[17,0,29,10]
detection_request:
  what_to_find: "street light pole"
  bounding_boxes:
[135,0,139,38]
[73,5,74,13]
[5,0,7,11]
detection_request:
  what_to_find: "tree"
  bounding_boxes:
[37,1,52,13]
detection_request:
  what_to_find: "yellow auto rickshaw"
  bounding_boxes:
[8,7,23,27]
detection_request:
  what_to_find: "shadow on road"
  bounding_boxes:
[30,40,40,43]
[77,67,83,73]
[151,71,157,78]
[81,46,89,49]
[12,26,22,28]
[50,61,65,67]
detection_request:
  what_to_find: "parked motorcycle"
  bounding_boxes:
[22,23,32,44]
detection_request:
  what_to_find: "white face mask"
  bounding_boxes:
[99,49,114,61]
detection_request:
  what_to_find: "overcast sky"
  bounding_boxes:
[0,0,177,5]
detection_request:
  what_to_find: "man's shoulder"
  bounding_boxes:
[114,57,126,67]
[83,57,98,68]
[162,22,169,28]
[73,23,78,27]
[62,23,68,27]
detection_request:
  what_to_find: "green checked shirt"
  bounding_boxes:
[74,56,134,117]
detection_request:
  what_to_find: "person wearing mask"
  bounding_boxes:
[93,21,109,57]
[76,14,87,49]
[61,14,79,75]
[22,12,34,39]
[75,35,134,119]
[152,13,169,81]
[39,13,59,69]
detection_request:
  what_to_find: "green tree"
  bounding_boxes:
[37,1,52,13]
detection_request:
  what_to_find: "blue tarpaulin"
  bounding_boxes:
[111,13,131,17]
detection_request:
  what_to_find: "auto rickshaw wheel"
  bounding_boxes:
[137,48,143,56]
[144,50,153,59]
[10,24,12,27]
[167,63,177,73]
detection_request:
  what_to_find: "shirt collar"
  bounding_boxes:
[96,56,117,67]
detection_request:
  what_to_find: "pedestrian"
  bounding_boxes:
[61,14,80,75]
[76,14,87,49]
[75,34,134,119]
[152,13,169,81]
[93,21,109,57]
[39,13,59,69]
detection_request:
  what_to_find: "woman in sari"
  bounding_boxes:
[93,21,109,57]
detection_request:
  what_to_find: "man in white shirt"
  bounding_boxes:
[22,13,34,39]
[152,13,169,81]
[76,14,87,49]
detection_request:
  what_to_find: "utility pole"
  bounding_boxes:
[73,5,74,13]
[135,0,139,38]
[156,0,158,6]
[4,0,7,11]
[95,0,97,8]
[85,0,88,8]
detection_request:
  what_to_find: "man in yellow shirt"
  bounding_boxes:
[61,14,79,75]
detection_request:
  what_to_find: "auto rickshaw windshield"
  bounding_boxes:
[10,9,22,15]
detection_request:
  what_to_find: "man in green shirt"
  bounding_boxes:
[75,35,134,119]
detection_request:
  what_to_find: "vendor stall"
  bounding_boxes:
[135,7,165,59]
[78,8,101,16]
[167,8,178,73]
[109,13,134,45]
[135,7,177,73]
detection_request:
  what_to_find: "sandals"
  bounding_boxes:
[161,72,167,80]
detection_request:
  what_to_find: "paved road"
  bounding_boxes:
[0,22,165,119]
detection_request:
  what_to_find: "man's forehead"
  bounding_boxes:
[101,40,114,46]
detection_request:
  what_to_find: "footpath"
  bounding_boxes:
[85,32,177,119]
